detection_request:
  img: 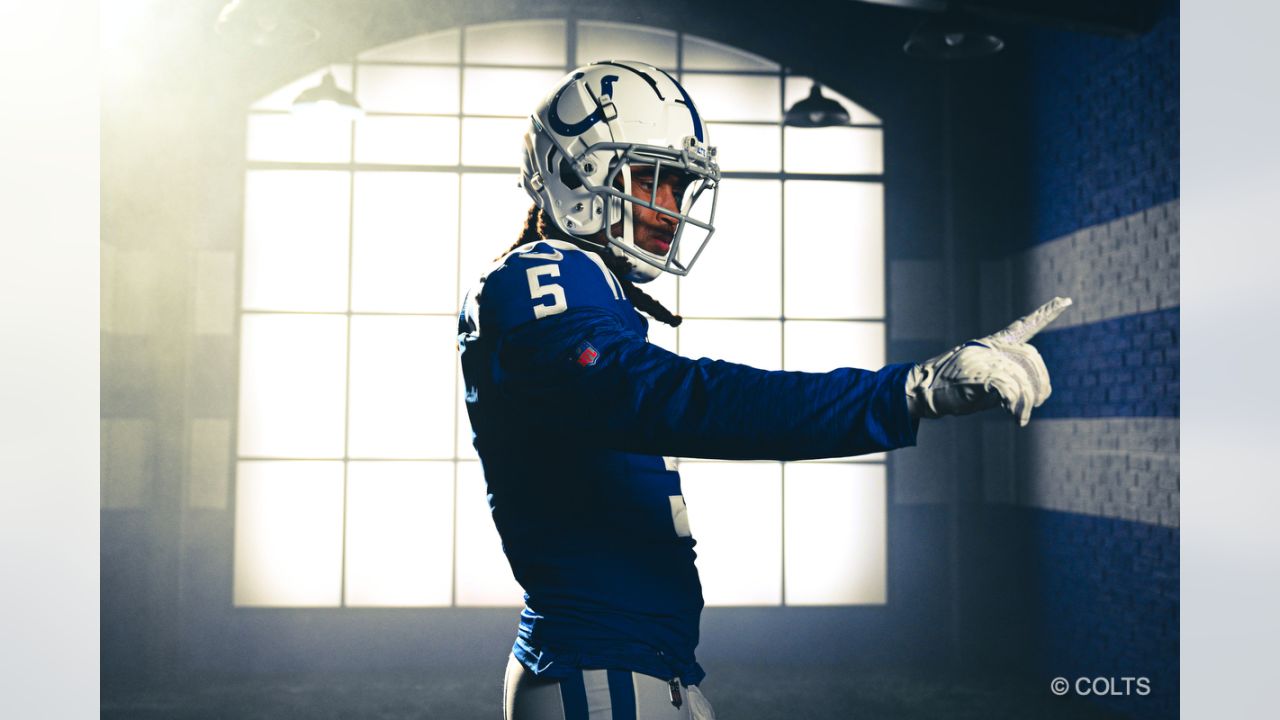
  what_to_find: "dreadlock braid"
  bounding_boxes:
[504,204,683,328]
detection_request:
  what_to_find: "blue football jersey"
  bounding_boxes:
[457,238,919,685]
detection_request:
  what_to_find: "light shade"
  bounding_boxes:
[292,71,364,120]
[783,83,850,128]
[903,13,1005,60]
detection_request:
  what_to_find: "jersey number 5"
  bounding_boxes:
[526,265,567,319]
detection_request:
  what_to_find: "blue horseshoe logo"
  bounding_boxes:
[547,74,620,136]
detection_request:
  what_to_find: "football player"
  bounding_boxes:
[456,61,1070,720]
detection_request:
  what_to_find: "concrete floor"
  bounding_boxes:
[102,664,1123,719]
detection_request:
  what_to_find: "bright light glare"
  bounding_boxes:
[784,321,886,372]
[243,170,350,311]
[455,462,525,606]
[681,74,780,122]
[679,462,782,605]
[234,461,345,606]
[347,316,458,459]
[355,116,460,166]
[458,173,535,306]
[247,114,351,163]
[344,462,455,607]
[705,123,781,173]
[784,463,886,605]
[678,179,781,318]
[463,67,567,116]
[784,181,884,318]
[291,100,363,122]
[352,172,459,313]
[678,319,781,370]
[462,117,532,167]
[358,65,460,114]
[647,321,678,354]
[785,126,883,175]
[238,314,347,458]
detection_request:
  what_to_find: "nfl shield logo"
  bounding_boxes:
[574,341,599,367]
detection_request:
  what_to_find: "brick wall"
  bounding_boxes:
[1028,2,1180,245]
[976,2,1180,718]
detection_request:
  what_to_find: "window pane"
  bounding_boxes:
[465,20,566,66]
[243,170,350,312]
[455,462,525,606]
[785,77,880,125]
[247,113,351,163]
[344,461,454,607]
[681,73,779,123]
[355,116,459,166]
[358,65,460,114]
[679,179,780,318]
[252,66,354,112]
[647,321,677,354]
[238,314,347,458]
[352,172,459,313]
[706,123,780,172]
[784,321,885,373]
[784,127,883,175]
[784,181,884,318]
[347,316,457,459]
[683,35,779,71]
[577,22,677,68]
[458,173,535,306]
[641,272,677,320]
[784,463,886,605]
[233,461,344,606]
[678,320,781,371]
[360,28,459,63]
[462,117,531,167]
[464,68,566,117]
[679,462,781,605]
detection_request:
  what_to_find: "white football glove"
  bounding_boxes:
[686,685,716,720]
[905,297,1072,426]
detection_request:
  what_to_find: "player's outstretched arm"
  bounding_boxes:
[495,306,919,461]
[904,297,1072,426]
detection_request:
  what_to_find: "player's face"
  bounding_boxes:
[612,164,694,257]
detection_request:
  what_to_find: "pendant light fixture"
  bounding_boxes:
[903,5,1005,60]
[783,82,851,128]
[291,70,364,120]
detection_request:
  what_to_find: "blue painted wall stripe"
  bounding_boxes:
[1028,507,1179,719]
[1026,1,1179,245]
[1032,306,1179,418]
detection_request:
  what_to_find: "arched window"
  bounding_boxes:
[234,20,886,609]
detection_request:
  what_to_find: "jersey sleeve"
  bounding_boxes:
[493,305,919,461]
[477,241,628,337]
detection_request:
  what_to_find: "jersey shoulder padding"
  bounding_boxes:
[473,239,629,336]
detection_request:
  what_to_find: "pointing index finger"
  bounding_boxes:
[989,296,1073,345]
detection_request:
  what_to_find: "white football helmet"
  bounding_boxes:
[520,61,721,283]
